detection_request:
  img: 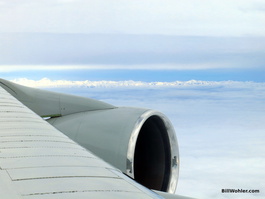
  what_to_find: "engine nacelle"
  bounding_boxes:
[0,79,179,193]
[48,107,179,193]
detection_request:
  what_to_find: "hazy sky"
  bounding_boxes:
[0,0,265,81]
[0,0,265,36]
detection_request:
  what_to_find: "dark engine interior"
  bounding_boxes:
[134,116,171,191]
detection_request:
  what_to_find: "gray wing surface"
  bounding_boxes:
[0,86,162,198]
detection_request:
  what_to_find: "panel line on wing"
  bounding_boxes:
[22,189,135,196]
[5,165,120,170]
[0,135,74,141]
[0,155,97,159]
[12,176,122,181]
[0,146,85,150]
[0,140,77,144]
[0,134,70,138]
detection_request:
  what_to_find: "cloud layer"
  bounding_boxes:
[24,78,265,199]
[1,34,264,71]
[11,78,265,88]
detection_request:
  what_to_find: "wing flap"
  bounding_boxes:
[21,192,153,199]
[0,171,21,199]
[0,156,109,170]
[12,178,142,195]
[7,167,119,181]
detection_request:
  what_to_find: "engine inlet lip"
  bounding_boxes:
[127,110,179,194]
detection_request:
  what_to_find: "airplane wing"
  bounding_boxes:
[0,79,195,199]
[0,82,165,199]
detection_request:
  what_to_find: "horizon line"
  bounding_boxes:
[10,78,265,88]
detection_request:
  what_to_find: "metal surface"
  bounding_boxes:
[48,107,179,193]
[48,108,150,172]
[0,78,115,117]
[0,84,163,199]
[155,191,196,199]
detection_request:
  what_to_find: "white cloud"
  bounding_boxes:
[1,34,264,68]
[11,78,265,88]
[0,65,90,72]
[34,79,264,199]
[0,62,240,72]
[8,78,265,198]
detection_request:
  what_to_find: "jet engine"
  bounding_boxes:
[0,79,180,194]
[48,107,179,193]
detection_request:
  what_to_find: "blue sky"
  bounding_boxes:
[1,68,265,82]
[0,0,265,82]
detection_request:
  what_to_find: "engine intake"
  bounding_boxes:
[134,115,172,191]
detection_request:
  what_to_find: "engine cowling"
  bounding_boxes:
[48,107,179,193]
[0,79,180,194]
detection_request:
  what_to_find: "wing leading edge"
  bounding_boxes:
[0,85,162,199]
